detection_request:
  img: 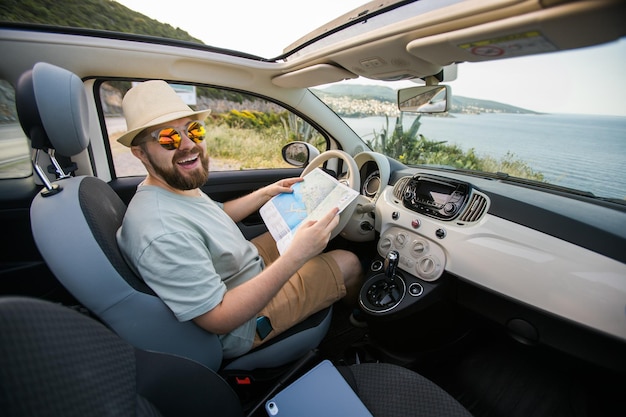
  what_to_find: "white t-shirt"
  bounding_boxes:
[116,185,262,358]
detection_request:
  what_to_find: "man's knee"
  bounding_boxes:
[329,249,363,285]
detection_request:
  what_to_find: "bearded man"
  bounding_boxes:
[116,80,362,358]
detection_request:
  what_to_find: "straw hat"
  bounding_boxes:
[116,80,211,147]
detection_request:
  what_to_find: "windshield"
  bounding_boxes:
[313,41,626,201]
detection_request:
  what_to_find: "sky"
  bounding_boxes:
[115,0,626,116]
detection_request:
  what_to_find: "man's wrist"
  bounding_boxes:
[258,185,273,203]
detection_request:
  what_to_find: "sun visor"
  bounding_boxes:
[405,0,626,66]
[272,64,357,88]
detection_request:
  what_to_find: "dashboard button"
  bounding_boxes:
[408,283,423,297]
[371,260,383,272]
[400,257,415,269]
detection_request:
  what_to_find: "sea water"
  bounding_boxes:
[344,113,626,200]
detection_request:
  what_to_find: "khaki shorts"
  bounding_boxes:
[250,232,346,348]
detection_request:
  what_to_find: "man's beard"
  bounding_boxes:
[147,147,210,190]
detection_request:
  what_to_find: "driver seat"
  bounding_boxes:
[18,62,332,372]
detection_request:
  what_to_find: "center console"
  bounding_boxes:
[359,250,445,319]
[358,174,464,319]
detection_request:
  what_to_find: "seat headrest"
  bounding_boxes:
[16,62,90,157]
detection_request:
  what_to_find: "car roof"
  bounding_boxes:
[1,0,624,90]
[275,0,626,86]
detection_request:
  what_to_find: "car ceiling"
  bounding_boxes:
[272,0,626,87]
[1,0,624,91]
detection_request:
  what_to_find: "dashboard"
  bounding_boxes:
[349,151,626,371]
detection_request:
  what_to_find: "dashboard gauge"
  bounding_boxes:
[363,170,380,198]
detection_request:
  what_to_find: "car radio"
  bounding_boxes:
[401,174,469,220]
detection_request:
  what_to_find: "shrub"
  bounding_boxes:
[368,114,544,181]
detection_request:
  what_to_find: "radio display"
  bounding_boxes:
[402,175,469,220]
[414,180,455,208]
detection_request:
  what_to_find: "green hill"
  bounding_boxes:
[314,84,397,103]
[0,0,203,43]
[451,95,538,114]
[315,84,538,114]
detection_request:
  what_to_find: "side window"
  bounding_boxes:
[0,79,31,179]
[100,81,326,177]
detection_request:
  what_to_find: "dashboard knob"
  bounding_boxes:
[411,240,427,257]
[416,256,442,281]
[420,257,436,274]
[379,237,392,251]
[443,202,456,213]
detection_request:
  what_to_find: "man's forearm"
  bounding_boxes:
[222,187,270,223]
[192,253,304,334]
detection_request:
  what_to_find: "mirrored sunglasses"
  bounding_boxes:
[150,120,206,150]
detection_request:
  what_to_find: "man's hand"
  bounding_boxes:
[285,206,340,264]
[224,177,303,222]
[263,177,303,199]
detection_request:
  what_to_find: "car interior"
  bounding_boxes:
[1,0,625,416]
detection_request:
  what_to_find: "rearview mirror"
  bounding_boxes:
[281,141,321,167]
[398,85,451,113]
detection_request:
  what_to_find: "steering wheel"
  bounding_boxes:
[301,150,361,239]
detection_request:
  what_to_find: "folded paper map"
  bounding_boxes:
[260,168,359,254]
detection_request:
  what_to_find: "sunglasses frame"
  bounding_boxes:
[149,120,207,150]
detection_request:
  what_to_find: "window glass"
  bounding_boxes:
[0,79,32,179]
[315,43,626,201]
[100,81,326,177]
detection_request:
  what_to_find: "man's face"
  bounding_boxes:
[134,117,210,190]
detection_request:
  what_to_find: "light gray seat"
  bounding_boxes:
[18,62,332,372]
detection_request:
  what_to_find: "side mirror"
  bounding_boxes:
[281,141,321,168]
[397,85,451,113]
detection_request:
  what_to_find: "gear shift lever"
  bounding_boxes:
[363,250,404,310]
[384,250,399,282]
